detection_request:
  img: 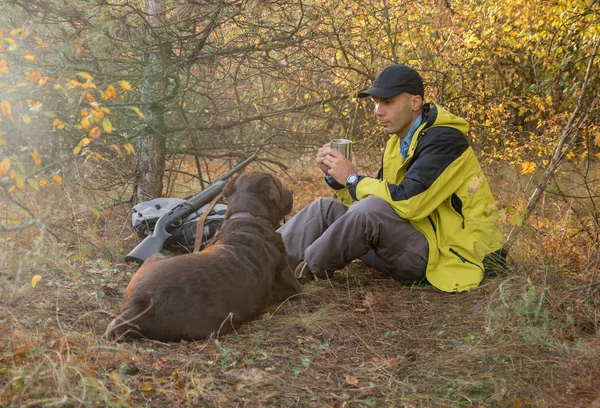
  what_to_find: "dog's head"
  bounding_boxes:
[223,172,293,226]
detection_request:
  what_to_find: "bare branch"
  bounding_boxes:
[507,36,600,244]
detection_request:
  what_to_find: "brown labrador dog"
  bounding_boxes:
[106,172,302,342]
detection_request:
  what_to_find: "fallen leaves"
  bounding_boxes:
[31,275,42,288]
[31,149,41,166]
[88,127,101,138]
[105,85,117,101]
[345,374,359,386]
[0,157,10,176]
[1,100,12,117]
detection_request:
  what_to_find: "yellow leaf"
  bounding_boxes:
[0,157,10,177]
[89,127,101,138]
[23,54,36,62]
[1,100,11,116]
[33,36,46,47]
[10,28,21,36]
[73,145,81,155]
[15,174,25,189]
[119,80,131,90]
[354,308,366,313]
[77,72,94,81]
[519,161,537,175]
[53,175,63,184]
[105,85,116,101]
[102,119,113,134]
[37,76,48,88]
[92,108,104,120]
[123,143,135,154]
[31,274,42,288]
[27,178,39,191]
[112,144,122,157]
[31,149,41,166]
[7,185,15,195]
[131,106,145,118]
[22,114,31,124]
[512,397,530,408]
[86,92,96,103]
[5,37,17,51]
[468,175,483,194]
[39,178,47,188]
[566,151,575,160]
[0,60,8,74]
[68,79,82,88]
[141,385,154,392]
[81,117,90,130]
[80,137,91,147]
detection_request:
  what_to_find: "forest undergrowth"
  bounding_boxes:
[1,157,599,408]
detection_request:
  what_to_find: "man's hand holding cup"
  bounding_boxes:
[316,139,357,185]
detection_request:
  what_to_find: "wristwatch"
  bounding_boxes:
[346,173,359,187]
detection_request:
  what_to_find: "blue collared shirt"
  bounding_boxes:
[400,113,423,160]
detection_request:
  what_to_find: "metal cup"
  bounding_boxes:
[330,138,352,159]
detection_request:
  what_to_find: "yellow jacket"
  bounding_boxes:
[334,103,504,292]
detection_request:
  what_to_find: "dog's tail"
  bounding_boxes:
[105,296,153,341]
[105,313,142,341]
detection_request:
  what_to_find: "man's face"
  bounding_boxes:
[372,93,422,137]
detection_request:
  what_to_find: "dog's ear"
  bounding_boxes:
[265,177,280,203]
[280,188,293,215]
[265,176,293,215]
[223,173,240,199]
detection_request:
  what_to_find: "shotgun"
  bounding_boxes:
[125,154,257,265]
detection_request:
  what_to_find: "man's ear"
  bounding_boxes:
[223,174,240,199]
[411,95,423,111]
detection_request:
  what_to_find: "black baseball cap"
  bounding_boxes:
[357,64,424,99]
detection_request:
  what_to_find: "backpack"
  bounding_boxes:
[131,197,227,252]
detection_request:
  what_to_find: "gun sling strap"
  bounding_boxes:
[193,192,224,253]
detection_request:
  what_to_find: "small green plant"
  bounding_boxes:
[489,282,557,347]
[215,341,242,371]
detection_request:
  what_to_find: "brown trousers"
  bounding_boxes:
[277,197,429,284]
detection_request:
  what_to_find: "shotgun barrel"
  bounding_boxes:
[124,154,257,265]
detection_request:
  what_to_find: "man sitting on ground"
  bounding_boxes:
[278,64,505,292]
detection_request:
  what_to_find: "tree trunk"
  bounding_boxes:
[132,0,168,205]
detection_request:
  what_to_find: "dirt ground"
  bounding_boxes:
[2,257,599,407]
